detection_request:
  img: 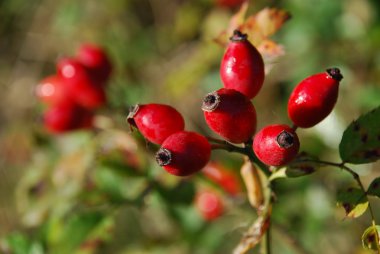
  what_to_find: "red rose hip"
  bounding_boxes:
[57,58,106,109]
[202,88,256,144]
[288,68,343,128]
[43,103,93,133]
[127,104,185,145]
[220,30,265,99]
[76,44,112,83]
[195,189,224,221]
[253,124,300,166]
[155,131,211,176]
[35,75,70,106]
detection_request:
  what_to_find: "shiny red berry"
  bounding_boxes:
[43,103,93,133]
[253,124,300,166]
[76,44,112,83]
[127,104,185,145]
[57,58,106,109]
[220,30,265,99]
[202,88,256,144]
[195,189,224,221]
[202,162,242,196]
[288,68,343,128]
[155,131,211,176]
[35,75,70,106]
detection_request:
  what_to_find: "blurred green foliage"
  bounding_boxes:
[0,0,379,253]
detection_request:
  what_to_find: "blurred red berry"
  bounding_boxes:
[216,0,245,8]
[43,103,93,133]
[220,30,265,99]
[127,104,185,145]
[288,68,343,128]
[253,124,300,166]
[76,44,112,83]
[35,75,71,106]
[155,131,211,176]
[202,88,256,144]
[57,58,106,109]
[202,162,242,196]
[195,189,224,221]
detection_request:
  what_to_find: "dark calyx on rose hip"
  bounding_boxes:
[253,124,300,167]
[220,29,265,99]
[127,103,185,145]
[287,67,343,128]
[202,88,257,144]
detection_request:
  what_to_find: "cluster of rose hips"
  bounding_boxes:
[36,44,112,133]
[128,29,343,178]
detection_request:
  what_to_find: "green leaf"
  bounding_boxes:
[339,106,380,164]
[336,187,368,218]
[1,232,31,254]
[50,212,104,254]
[367,177,380,198]
[156,180,196,205]
[362,225,380,251]
[269,153,318,181]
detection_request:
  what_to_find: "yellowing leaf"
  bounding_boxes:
[214,6,291,47]
[213,1,249,47]
[242,8,291,45]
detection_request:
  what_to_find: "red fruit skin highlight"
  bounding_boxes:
[35,75,71,106]
[128,104,185,145]
[220,30,265,99]
[288,68,343,128]
[156,131,211,176]
[253,124,300,167]
[203,88,256,144]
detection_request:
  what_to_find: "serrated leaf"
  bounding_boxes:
[240,160,264,209]
[362,225,380,251]
[367,177,380,198]
[339,106,380,164]
[337,187,368,218]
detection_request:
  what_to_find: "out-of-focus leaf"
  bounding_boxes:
[0,232,45,254]
[49,212,105,254]
[233,207,271,254]
[214,6,290,47]
[213,1,249,46]
[362,225,380,251]
[339,106,380,164]
[367,177,380,198]
[241,8,291,45]
[240,160,264,209]
[336,187,368,218]
[156,180,196,205]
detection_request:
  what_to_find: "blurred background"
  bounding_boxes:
[0,0,379,253]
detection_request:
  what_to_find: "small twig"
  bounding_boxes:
[301,159,380,253]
